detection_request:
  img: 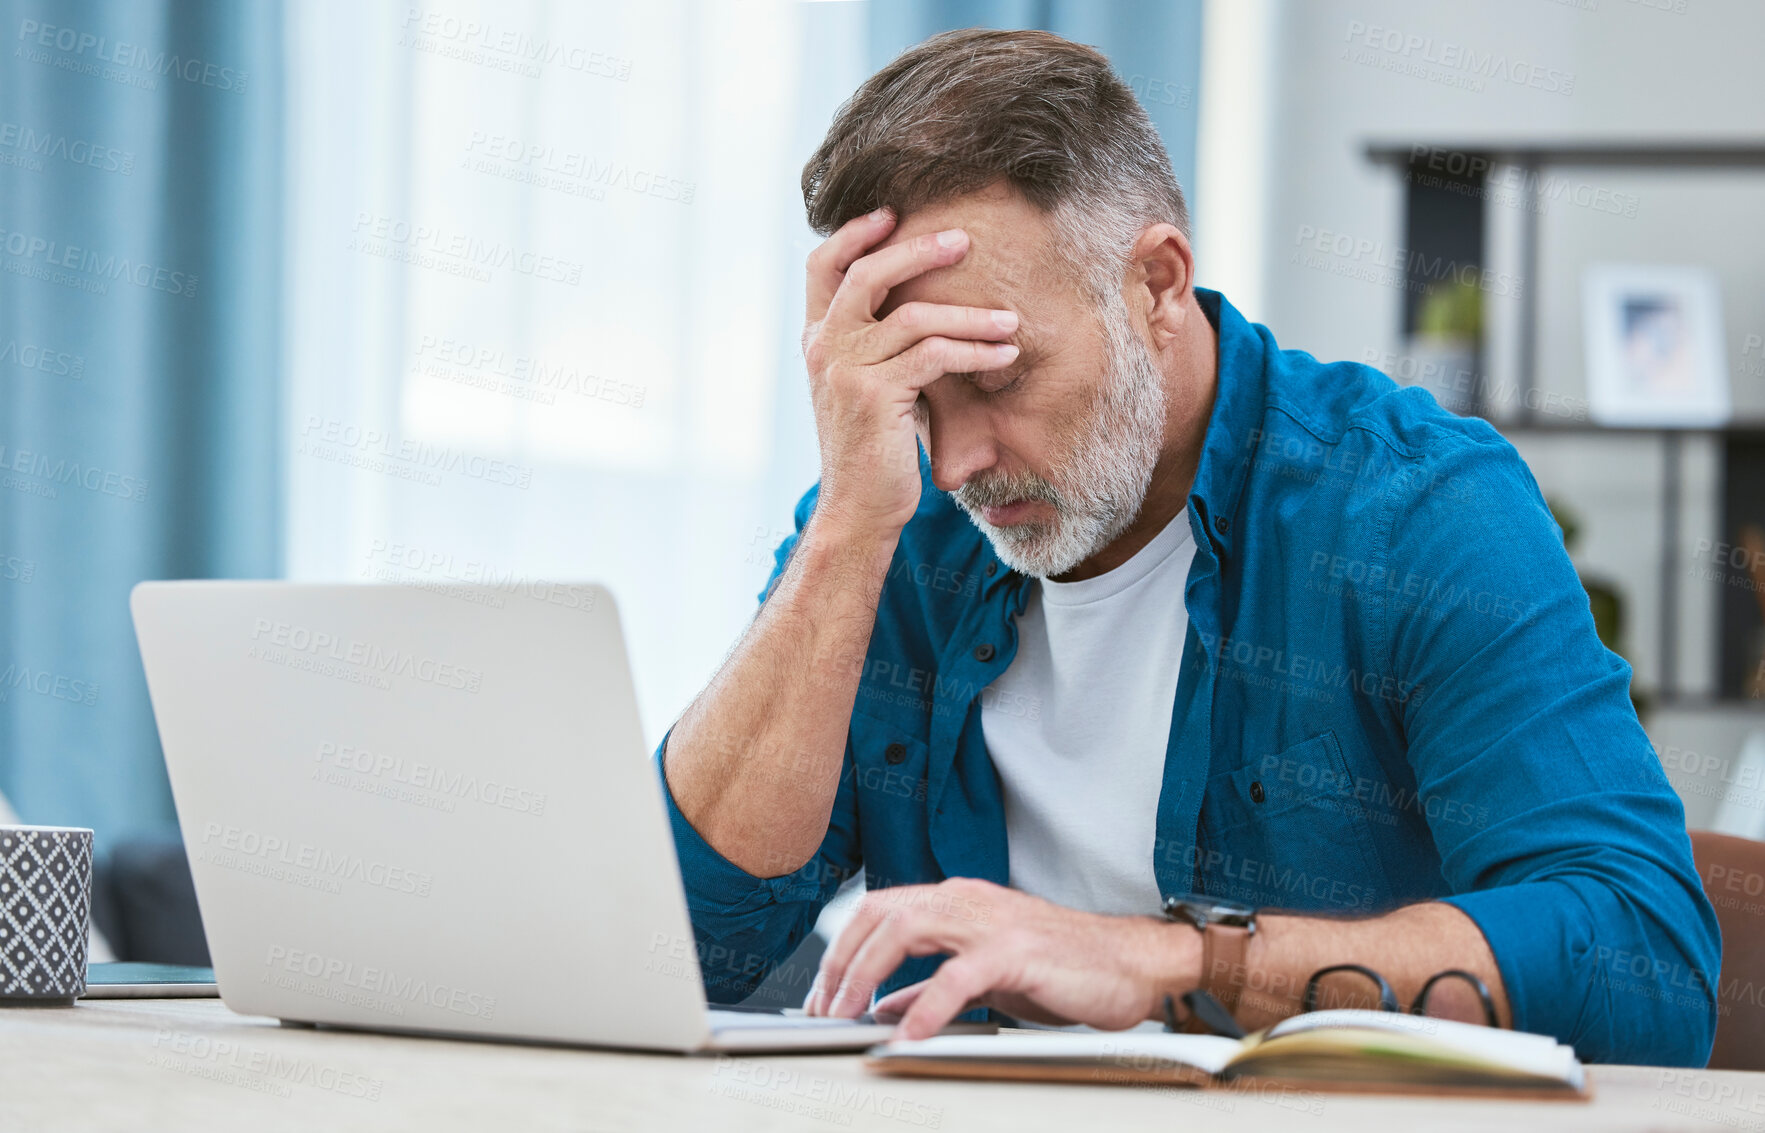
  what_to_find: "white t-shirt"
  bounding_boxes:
[980,512,1196,916]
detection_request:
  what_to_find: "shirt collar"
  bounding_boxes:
[1187,288,1269,557]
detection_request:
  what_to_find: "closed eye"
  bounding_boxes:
[962,369,1024,396]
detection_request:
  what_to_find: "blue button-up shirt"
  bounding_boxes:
[656,288,1719,1066]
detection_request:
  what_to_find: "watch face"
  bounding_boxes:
[1164,893,1256,926]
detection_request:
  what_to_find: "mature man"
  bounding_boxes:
[657,28,1718,1064]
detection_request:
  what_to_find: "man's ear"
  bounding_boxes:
[1130,224,1194,349]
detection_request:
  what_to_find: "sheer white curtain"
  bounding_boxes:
[282,0,865,741]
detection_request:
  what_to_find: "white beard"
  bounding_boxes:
[952,295,1169,579]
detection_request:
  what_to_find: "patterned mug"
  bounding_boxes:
[0,826,93,1003]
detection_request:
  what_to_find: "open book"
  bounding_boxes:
[864,1010,1589,1099]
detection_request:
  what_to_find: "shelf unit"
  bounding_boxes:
[1363,140,1765,705]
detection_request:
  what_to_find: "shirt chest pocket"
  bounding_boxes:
[1200,731,1388,913]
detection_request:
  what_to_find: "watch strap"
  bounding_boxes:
[1200,922,1253,1017]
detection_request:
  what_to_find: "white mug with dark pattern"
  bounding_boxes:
[0,826,93,1003]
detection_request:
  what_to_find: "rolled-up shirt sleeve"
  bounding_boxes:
[654,730,860,1002]
[652,481,863,1003]
[1382,429,1718,1065]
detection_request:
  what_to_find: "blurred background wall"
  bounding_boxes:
[2,0,1762,860]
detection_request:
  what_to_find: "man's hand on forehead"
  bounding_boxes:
[805,208,1024,393]
[798,207,1023,538]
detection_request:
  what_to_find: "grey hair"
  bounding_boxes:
[801,28,1188,303]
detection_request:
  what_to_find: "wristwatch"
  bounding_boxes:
[1162,893,1258,1018]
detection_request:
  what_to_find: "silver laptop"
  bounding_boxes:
[131,580,990,1053]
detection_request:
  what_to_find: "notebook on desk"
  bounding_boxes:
[865,1009,1590,1100]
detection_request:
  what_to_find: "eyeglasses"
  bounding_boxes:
[1301,963,1501,1028]
[1164,964,1500,1039]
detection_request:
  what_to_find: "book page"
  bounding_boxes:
[1246,1010,1577,1082]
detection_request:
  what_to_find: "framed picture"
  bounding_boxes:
[1582,264,1730,427]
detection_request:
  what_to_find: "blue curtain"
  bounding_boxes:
[867,0,1204,204]
[0,0,283,850]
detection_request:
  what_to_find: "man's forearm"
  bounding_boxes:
[1149,901,1509,1029]
[664,516,896,878]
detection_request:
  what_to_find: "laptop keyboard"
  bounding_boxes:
[708,1008,880,1029]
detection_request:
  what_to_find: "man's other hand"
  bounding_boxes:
[802,878,1195,1039]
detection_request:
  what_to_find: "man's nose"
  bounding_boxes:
[924,406,998,493]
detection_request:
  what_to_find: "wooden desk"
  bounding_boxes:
[5,997,1763,1132]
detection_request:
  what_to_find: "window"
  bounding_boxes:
[283,0,863,737]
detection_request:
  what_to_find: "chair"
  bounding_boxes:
[1690,830,1765,1070]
